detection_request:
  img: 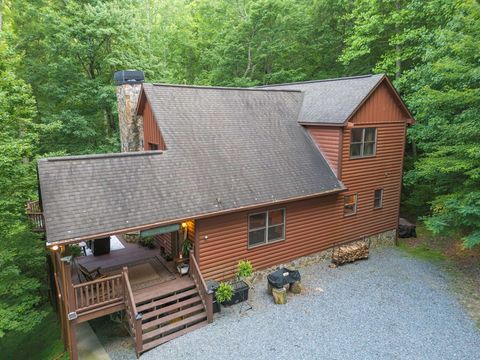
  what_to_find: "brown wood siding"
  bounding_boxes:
[186,220,195,243]
[155,233,172,256]
[340,122,406,240]
[306,126,341,175]
[197,196,345,280]
[143,101,166,150]
[340,78,409,242]
[350,81,410,124]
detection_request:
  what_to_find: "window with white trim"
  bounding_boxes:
[374,189,383,209]
[248,209,285,247]
[350,128,377,158]
[344,194,357,216]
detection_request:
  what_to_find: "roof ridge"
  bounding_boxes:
[147,83,302,93]
[41,151,163,162]
[257,74,383,88]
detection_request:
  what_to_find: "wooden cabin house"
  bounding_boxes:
[31,74,414,359]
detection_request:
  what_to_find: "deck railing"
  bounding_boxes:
[122,267,143,357]
[189,249,213,323]
[72,274,124,313]
[26,200,45,232]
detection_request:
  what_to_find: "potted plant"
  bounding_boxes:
[182,238,193,258]
[237,260,253,279]
[222,260,253,306]
[215,282,234,305]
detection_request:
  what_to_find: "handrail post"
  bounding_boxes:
[189,249,214,324]
[135,314,143,357]
[123,266,143,357]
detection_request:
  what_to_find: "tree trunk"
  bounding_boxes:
[104,105,116,136]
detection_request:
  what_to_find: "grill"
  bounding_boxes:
[267,267,301,289]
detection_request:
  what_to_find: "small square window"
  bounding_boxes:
[344,194,357,216]
[374,189,383,209]
[148,143,159,151]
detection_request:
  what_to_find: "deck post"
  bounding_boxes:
[61,253,78,360]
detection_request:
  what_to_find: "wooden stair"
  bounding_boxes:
[134,282,208,354]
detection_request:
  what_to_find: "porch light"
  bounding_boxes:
[181,222,187,228]
[51,245,59,251]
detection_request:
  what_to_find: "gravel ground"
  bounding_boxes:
[100,248,480,360]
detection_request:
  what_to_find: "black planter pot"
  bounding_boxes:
[223,280,249,306]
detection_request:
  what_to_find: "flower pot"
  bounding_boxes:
[177,263,189,275]
[223,280,249,306]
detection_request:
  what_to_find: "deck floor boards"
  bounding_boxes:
[72,235,185,298]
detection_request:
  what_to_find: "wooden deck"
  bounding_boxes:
[72,236,178,285]
[52,235,213,359]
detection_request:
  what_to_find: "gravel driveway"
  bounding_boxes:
[105,248,480,359]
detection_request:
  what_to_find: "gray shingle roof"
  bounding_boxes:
[38,85,344,244]
[259,74,385,124]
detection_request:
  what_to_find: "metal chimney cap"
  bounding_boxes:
[114,70,145,85]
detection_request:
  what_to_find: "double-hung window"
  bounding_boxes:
[344,194,357,216]
[350,128,377,158]
[248,209,285,247]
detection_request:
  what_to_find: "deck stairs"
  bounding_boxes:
[133,280,208,354]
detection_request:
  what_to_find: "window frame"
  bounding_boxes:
[248,208,286,249]
[343,193,358,217]
[148,142,159,151]
[349,127,377,159]
[373,188,384,209]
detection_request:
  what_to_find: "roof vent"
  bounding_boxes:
[114,70,145,85]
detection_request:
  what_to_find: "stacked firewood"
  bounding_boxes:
[332,240,369,265]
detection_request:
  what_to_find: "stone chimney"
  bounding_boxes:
[115,70,145,152]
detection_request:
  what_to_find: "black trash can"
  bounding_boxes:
[206,280,221,313]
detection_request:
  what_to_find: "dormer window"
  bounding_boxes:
[350,128,377,158]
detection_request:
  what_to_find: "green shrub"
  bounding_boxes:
[140,236,155,248]
[215,282,234,303]
[236,260,253,279]
[182,238,193,257]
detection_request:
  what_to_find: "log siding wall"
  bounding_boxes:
[306,126,341,175]
[143,101,166,150]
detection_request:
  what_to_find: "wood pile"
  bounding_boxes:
[332,241,369,265]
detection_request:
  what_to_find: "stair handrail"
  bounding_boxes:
[122,267,143,357]
[189,249,214,323]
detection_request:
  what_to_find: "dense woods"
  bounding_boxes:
[0,0,479,342]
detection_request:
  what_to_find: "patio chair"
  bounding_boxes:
[78,264,105,282]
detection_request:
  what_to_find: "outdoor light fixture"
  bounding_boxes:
[181,222,187,228]
[51,245,59,251]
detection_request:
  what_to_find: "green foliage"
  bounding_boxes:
[215,282,234,303]
[400,0,480,247]
[236,260,253,279]
[0,308,68,360]
[140,236,156,249]
[0,30,46,337]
